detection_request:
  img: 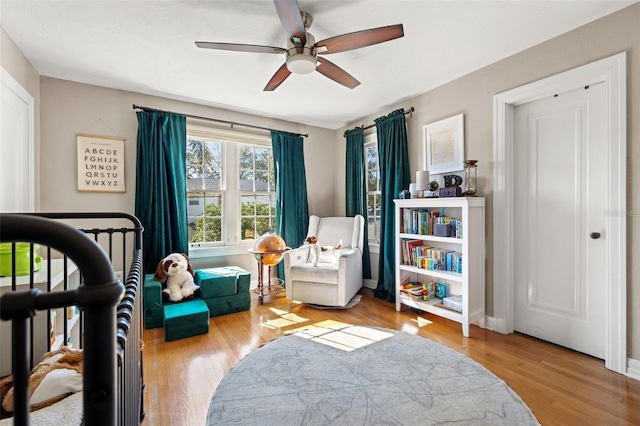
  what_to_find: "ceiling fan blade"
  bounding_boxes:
[264,63,292,91]
[315,24,404,54]
[195,41,285,54]
[273,0,306,46]
[316,57,360,89]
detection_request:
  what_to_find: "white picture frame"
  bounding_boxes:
[77,134,125,192]
[423,114,464,174]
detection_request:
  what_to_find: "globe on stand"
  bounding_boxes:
[253,232,287,266]
[250,232,290,304]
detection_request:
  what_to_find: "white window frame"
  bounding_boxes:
[186,135,225,247]
[237,143,276,241]
[364,133,381,250]
[186,124,271,259]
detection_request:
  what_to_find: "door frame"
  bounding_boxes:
[1,66,35,212]
[492,53,627,373]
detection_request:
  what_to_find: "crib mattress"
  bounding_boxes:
[0,392,82,426]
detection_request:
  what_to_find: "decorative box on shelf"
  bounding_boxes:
[443,295,463,312]
[439,186,462,198]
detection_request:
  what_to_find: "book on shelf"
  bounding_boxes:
[410,245,463,273]
[401,207,463,238]
[435,282,447,299]
[401,239,424,265]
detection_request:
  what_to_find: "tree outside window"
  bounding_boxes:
[239,145,275,240]
[365,137,381,245]
[186,133,275,247]
[187,138,223,244]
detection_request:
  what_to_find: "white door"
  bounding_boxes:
[513,82,606,359]
[1,68,34,212]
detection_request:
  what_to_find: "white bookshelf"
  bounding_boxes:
[394,197,485,337]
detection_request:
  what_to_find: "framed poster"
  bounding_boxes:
[423,114,464,174]
[77,134,125,192]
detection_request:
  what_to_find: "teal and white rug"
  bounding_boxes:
[207,325,540,425]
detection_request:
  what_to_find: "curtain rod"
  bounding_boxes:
[344,107,415,137]
[132,104,309,138]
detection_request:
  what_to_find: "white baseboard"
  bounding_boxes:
[627,358,640,381]
[484,320,640,381]
[483,315,496,331]
[363,279,376,289]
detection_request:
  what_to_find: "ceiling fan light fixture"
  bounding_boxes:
[196,4,405,90]
[286,53,316,74]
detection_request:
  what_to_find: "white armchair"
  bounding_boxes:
[283,215,364,307]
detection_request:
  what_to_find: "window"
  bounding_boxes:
[186,126,274,249]
[364,134,381,245]
[186,137,223,244]
[238,145,276,240]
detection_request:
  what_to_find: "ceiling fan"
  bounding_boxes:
[195,0,404,91]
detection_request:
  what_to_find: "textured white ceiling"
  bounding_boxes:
[0,1,635,129]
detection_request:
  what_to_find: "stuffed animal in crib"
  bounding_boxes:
[304,236,343,267]
[153,253,200,302]
[2,346,83,413]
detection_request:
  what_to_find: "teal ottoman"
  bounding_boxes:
[163,299,209,342]
[195,266,251,317]
[143,274,164,329]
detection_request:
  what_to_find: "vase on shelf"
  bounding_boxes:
[463,160,478,196]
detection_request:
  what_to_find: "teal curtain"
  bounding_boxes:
[272,131,309,277]
[135,111,188,274]
[374,109,410,301]
[345,127,372,279]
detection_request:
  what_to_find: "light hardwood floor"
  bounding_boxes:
[141,288,640,426]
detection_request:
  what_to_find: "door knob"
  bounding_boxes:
[590,232,601,239]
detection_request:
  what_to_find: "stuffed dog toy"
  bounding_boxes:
[153,253,200,302]
[304,236,342,267]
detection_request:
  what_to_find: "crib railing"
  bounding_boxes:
[0,213,144,426]
[117,248,144,425]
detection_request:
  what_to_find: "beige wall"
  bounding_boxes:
[335,3,640,359]
[36,77,335,278]
[0,27,39,103]
[1,27,41,208]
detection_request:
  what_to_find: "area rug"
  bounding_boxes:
[207,324,540,425]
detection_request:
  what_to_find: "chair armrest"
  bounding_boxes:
[143,273,164,328]
[339,248,359,258]
[338,249,362,271]
[284,245,311,267]
[143,274,163,305]
[337,248,363,305]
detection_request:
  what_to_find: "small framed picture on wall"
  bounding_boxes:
[77,134,125,193]
[423,114,464,174]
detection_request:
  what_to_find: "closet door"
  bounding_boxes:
[1,67,34,212]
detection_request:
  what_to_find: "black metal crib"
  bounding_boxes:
[0,213,144,426]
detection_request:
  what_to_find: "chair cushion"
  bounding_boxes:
[163,299,209,342]
[143,274,164,329]
[195,268,239,298]
[290,263,339,285]
[311,217,356,249]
